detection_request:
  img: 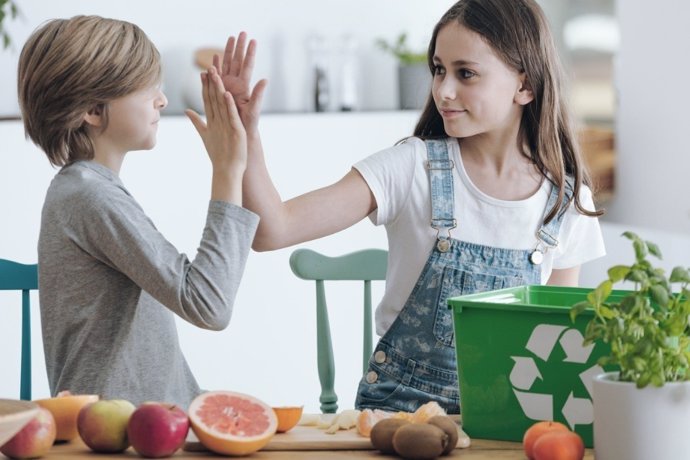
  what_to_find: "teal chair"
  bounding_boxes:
[0,259,38,400]
[289,248,387,413]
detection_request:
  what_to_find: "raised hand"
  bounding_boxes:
[214,32,268,133]
[186,67,247,203]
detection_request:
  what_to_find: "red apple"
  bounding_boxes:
[127,402,189,458]
[0,407,56,459]
[77,399,136,453]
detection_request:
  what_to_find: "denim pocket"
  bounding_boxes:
[432,266,526,346]
[355,371,407,411]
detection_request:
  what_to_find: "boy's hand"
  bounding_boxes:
[215,32,268,134]
[186,67,247,175]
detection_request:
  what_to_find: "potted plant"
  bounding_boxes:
[376,33,430,110]
[0,0,19,49]
[570,231,690,460]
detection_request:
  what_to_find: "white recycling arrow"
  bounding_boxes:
[526,324,566,361]
[579,364,605,397]
[510,357,543,390]
[513,389,553,421]
[560,329,594,364]
[561,391,593,429]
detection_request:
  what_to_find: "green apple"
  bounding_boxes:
[76,399,136,453]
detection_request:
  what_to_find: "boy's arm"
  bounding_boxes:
[218,33,376,251]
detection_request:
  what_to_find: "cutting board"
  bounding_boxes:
[184,425,373,452]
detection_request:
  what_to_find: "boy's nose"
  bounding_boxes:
[157,91,168,109]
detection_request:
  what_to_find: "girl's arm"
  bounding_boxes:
[546,266,580,286]
[216,33,376,250]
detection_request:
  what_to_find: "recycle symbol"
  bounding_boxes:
[509,324,604,429]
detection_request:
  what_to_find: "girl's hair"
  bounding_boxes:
[414,0,602,222]
[17,15,162,167]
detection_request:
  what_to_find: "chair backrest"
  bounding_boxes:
[289,248,387,414]
[0,259,38,401]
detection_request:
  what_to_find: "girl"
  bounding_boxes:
[222,0,605,414]
[18,16,258,408]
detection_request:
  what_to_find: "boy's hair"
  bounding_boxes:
[18,15,161,167]
[414,0,602,222]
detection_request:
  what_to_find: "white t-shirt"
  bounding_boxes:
[354,137,606,336]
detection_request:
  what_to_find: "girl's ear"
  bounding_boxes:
[83,104,104,127]
[515,73,534,106]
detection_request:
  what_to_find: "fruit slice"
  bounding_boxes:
[34,392,99,441]
[356,409,395,437]
[189,391,277,456]
[410,401,447,423]
[272,406,303,433]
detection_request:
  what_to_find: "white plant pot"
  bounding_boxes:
[592,372,690,460]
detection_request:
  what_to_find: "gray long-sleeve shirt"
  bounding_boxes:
[38,161,259,408]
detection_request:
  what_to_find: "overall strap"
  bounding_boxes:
[530,176,574,264]
[425,139,456,252]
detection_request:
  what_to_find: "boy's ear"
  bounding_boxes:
[515,73,534,106]
[83,104,104,127]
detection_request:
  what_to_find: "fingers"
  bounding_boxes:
[240,39,257,83]
[200,71,212,120]
[231,31,247,77]
[222,35,236,76]
[212,54,222,74]
[223,90,244,131]
[207,67,224,121]
[250,78,269,111]
[185,108,206,135]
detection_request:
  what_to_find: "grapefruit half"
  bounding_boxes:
[189,391,277,456]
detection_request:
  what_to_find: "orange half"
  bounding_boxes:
[272,406,304,433]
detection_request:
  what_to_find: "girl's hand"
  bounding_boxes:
[186,67,247,175]
[215,32,268,134]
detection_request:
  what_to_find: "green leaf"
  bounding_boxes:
[570,301,589,323]
[650,284,670,308]
[627,269,648,283]
[647,241,663,259]
[607,265,631,282]
[587,280,612,306]
[633,239,648,261]
[670,266,690,283]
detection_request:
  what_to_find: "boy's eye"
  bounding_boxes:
[433,65,445,76]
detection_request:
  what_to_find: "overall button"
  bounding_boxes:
[365,371,378,384]
[374,351,386,364]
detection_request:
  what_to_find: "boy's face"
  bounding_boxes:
[100,85,168,153]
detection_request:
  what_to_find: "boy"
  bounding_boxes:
[17,15,257,408]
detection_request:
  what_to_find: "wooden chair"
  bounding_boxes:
[0,259,38,400]
[289,248,387,413]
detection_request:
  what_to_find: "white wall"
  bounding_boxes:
[0,0,449,116]
[605,0,690,233]
[0,112,416,412]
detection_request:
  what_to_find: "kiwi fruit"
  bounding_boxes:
[370,418,411,454]
[427,416,459,455]
[392,423,448,460]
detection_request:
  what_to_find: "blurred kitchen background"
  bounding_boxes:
[0,0,615,118]
[2,0,690,411]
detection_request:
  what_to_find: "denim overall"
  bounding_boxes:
[355,139,569,414]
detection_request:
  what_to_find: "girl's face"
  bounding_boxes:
[101,84,168,154]
[432,22,532,139]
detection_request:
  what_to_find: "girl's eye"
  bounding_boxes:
[433,65,445,76]
[459,69,476,79]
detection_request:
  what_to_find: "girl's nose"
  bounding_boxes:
[437,76,457,101]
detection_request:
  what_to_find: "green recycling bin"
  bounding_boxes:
[447,285,623,448]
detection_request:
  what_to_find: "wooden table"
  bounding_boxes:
[9,438,595,459]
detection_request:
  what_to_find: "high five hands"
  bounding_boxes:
[213,32,269,134]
